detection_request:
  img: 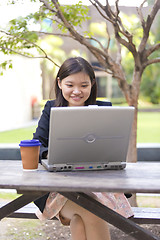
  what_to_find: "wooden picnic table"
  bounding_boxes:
[0,160,160,240]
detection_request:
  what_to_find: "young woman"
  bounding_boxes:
[33,57,133,240]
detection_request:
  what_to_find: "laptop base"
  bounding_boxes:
[41,159,126,172]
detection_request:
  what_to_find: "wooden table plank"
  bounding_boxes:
[0,160,160,240]
[0,161,160,193]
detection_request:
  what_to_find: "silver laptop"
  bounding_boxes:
[42,106,134,172]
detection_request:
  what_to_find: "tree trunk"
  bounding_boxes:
[128,193,138,207]
[127,106,138,163]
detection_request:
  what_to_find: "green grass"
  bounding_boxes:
[0,126,37,143]
[0,192,21,200]
[6,219,45,239]
[137,195,160,208]
[0,112,159,143]
[137,112,160,143]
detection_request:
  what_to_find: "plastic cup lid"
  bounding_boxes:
[19,139,41,147]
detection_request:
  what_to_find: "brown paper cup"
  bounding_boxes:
[19,140,41,171]
[20,146,40,171]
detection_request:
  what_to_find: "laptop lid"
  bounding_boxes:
[42,106,134,171]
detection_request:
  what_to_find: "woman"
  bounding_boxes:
[33,57,133,240]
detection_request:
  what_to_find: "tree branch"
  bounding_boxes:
[143,58,160,68]
[0,30,60,67]
[89,0,113,23]
[85,36,106,51]
[116,39,122,64]
[138,0,160,53]
[106,23,111,51]
[137,0,147,30]
[93,65,112,74]
[145,43,160,58]
[91,0,136,56]
[51,0,111,64]
[31,30,73,38]
[89,0,106,11]
[0,46,60,67]
[40,0,56,14]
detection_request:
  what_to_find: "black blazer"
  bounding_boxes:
[33,100,112,213]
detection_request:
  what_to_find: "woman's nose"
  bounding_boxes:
[73,88,81,94]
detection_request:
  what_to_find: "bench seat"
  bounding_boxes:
[0,203,160,224]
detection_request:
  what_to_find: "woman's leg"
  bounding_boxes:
[70,214,86,240]
[60,200,111,240]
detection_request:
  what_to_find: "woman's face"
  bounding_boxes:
[58,72,92,107]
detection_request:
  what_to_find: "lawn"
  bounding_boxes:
[0,112,159,143]
[0,126,37,143]
[137,112,160,143]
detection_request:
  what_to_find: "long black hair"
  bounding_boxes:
[54,57,97,107]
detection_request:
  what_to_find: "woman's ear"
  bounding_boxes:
[57,77,62,89]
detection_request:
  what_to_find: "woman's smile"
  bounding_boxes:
[71,96,82,101]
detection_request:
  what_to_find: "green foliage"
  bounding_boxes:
[0,60,12,76]
[141,63,160,104]
[90,22,107,37]
[120,13,143,46]
[59,1,90,32]
[120,13,160,100]
[140,16,160,104]
[120,13,156,47]
[8,16,39,43]
[0,0,90,61]
[0,24,39,59]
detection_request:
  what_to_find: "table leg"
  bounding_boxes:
[0,192,43,220]
[59,192,159,240]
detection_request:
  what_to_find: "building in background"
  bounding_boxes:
[0,54,42,131]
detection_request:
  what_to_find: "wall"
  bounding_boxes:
[0,54,42,131]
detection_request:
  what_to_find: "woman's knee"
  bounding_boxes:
[70,214,85,231]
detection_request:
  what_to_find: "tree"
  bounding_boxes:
[0,0,160,163]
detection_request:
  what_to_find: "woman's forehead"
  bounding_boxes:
[63,72,91,82]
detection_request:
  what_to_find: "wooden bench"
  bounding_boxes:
[0,203,160,224]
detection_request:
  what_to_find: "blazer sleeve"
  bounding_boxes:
[33,100,55,162]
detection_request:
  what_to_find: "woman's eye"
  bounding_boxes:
[66,84,73,87]
[82,85,88,88]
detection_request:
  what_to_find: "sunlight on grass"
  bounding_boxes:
[6,219,45,239]
[137,112,160,143]
[0,192,21,200]
[137,195,160,208]
[0,126,37,143]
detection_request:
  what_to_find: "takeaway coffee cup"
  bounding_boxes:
[19,140,41,171]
